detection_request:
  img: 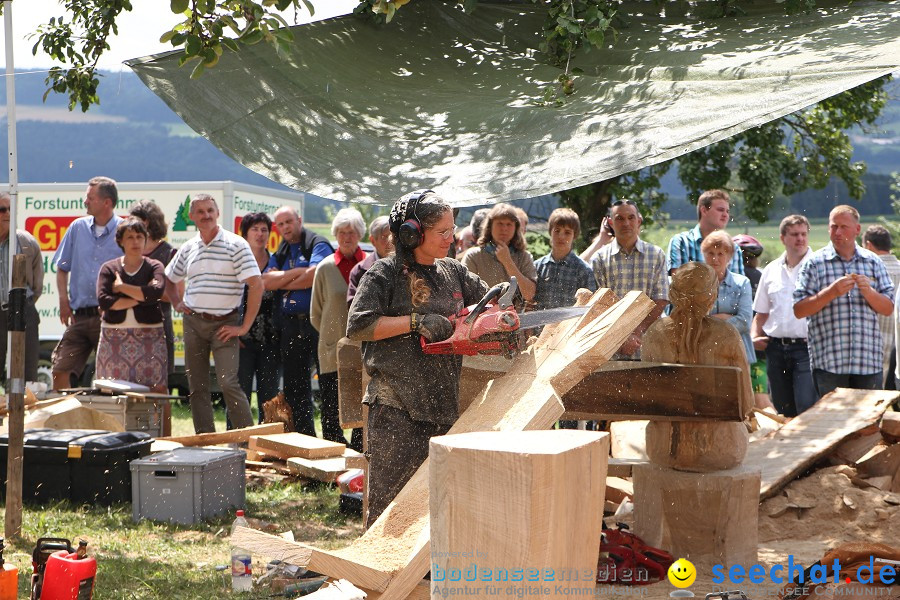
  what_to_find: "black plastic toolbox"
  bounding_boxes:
[0,428,152,504]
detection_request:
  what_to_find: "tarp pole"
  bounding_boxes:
[4,0,26,540]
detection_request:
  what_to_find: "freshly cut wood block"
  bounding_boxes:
[430,431,608,600]
[633,462,760,567]
[881,411,900,442]
[609,421,649,459]
[250,432,346,459]
[337,337,364,429]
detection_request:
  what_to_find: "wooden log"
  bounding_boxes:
[743,388,899,499]
[4,255,27,538]
[430,431,608,600]
[158,422,284,446]
[250,432,345,459]
[562,362,745,422]
[633,462,760,567]
[337,337,364,429]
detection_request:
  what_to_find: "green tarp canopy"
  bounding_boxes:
[127,0,900,206]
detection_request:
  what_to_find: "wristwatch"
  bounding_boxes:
[410,313,420,332]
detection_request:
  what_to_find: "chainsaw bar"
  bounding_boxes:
[516,306,589,329]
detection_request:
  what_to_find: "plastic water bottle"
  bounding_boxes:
[230,510,252,593]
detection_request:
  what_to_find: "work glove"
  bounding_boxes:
[412,313,454,342]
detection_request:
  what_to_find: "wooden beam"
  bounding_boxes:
[158,422,284,446]
[743,388,899,499]
[230,527,393,592]
[250,432,345,459]
[561,362,745,421]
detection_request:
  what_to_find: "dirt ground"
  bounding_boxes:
[609,465,900,600]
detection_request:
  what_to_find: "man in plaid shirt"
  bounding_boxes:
[794,205,894,399]
[592,200,669,356]
[533,208,596,311]
[668,189,744,276]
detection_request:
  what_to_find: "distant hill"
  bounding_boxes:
[2,70,897,223]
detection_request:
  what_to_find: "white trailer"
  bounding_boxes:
[12,180,303,387]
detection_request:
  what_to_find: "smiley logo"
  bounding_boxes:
[667,558,696,588]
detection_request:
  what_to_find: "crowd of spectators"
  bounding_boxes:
[33,178,899,451]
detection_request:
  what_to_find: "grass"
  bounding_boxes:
[0,403,362,599]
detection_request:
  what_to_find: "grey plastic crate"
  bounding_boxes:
[78,394,168,437]
[130,447,245,525]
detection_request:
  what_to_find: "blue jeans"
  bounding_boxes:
[812,369,882,400]
[238,342,282,424]
[765,340,817,416]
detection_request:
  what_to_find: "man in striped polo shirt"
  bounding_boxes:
[166,194,263,433]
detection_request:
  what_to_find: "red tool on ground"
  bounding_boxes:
[422,277,587,357]
[597,522,674,586]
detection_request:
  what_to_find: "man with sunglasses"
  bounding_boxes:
[0,192,43,384]
[592,199,668,356]
[668,189,744,276]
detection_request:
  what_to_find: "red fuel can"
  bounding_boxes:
[40,550,96,600]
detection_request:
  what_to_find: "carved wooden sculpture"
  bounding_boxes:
[641,262,754,472]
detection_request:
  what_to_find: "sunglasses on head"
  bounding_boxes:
[610,199,637,207]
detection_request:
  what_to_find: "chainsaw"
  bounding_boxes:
[421,277,588,357]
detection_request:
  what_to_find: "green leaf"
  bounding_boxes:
[301,0,315,16]
[159,29,177,44]
[241,29,265,45]
[170,0,189,14]
[585,28,605,47]
[386,1,396,22]
[185,34,202,55]
[222,37,239,52]
[190,60,206,79]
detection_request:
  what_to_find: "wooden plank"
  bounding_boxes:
[337,337,364,429]
[231,527,393,592]
[158,422,284,446]
[562,362,745,421]
[251,432,346,459]
[287,456,349,482]
[743,388,899,499]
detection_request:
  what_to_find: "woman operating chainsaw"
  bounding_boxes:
[347,191,489,527]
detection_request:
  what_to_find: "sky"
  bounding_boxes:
[1,0,359,71]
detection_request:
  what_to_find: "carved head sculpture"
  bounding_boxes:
[668,262,717,363]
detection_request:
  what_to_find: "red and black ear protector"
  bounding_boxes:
[398,189,434,249]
